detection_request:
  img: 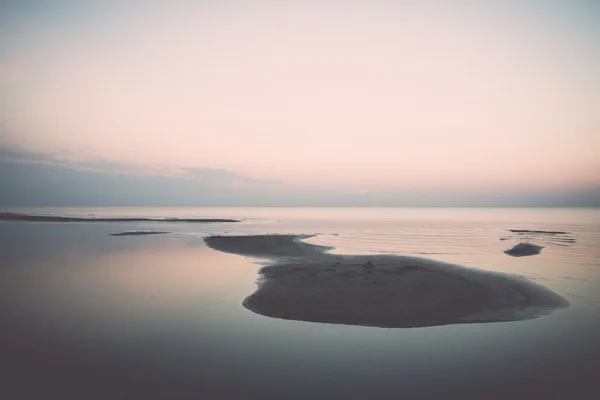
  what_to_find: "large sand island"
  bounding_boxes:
[205,234,568,328]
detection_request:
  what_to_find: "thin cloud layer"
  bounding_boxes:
[180,167,280,185]
[0,145,598,207]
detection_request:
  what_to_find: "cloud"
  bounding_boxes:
[0,144,597,207]
[0,146,65,165]
[0,146,279,185]
[180,167,280,185]
[0,144,280,206]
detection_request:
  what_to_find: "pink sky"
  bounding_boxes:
[1,1,598,193]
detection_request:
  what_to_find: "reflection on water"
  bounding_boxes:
[0,207,599,399]
[7,244,255,338]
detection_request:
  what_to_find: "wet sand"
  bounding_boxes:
[205,234,568,328]
[0,212,239,223]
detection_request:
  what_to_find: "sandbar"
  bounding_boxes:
[504,243,544,257]
[109,231,170,236]
[508,229,568,235]
[205,234,568,328]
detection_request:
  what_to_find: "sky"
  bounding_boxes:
[1,0,599,206]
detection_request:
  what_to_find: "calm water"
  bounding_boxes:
[1,207,599,399]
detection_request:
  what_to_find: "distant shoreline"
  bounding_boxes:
[0,212,239,223]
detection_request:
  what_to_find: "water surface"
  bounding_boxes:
[1,207,598,399]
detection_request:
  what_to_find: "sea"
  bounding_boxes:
[1,207,599,399]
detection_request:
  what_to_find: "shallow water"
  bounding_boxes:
[1,207,599,399]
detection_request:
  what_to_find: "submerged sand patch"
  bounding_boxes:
[205,234,568,328]
[504,243,544,257]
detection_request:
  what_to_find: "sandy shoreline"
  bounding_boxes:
[0,212,239,223]
[205,234,568,328]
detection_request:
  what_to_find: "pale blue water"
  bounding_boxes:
[1,207,599,399]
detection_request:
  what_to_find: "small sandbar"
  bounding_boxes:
[110,231,170,236]
[500,229,575,247]
[508,229,569,235]
[504,243,544,257]
[205,234,568,328]
[0,213,239,223]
